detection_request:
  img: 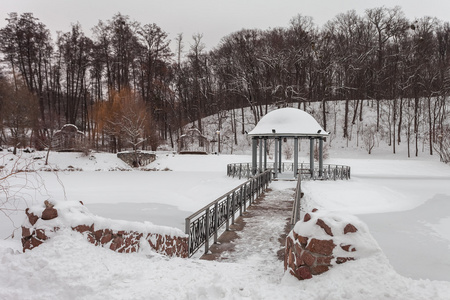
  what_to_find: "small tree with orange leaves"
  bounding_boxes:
[92,88,154,154]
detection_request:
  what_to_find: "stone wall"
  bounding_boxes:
[285,208,362,280]
[22,201,188,258]
[117,151,156,167]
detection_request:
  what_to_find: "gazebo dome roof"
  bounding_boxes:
[248,107,329,137]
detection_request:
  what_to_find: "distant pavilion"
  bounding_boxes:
[247,108,329,179]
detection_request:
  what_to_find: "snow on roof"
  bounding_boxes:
[248,107,329,137]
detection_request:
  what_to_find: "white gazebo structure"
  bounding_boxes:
[247,107,329,179]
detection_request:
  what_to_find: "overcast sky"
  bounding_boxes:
[2,0,450,51]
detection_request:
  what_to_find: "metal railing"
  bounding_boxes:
[185,170,272,257]
[227,162,351,181]
[226,163,252,179]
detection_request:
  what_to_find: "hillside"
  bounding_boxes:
[186,101,445,163]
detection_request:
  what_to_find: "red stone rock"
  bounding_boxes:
[340,244,356,252]
[296,235,309,247]
[29,237,43,249]
[288,249,295,266]
[295,266,313,280]
[294,242,302,254]
[44,200,54,208]
[316,219,333,236]
[336,257,355,264]
[110,242,117,251]
[79,201,84,205]
[344,223,358,234]
[289,269,297,278]
[295,254,304,267]
[286,236,293,249]
[36,229,47,240]
[41,207,58,220]
[316,256,332,265]
[73,225,91,233]
[25,208,39,225]
[22,226,32,238]
[87,234,96,244]
[306,238,335,256]
[304,213,311,222]
[312,208,318,213]
[101,233,112,244]
[110,236,124,252]
[114,237,124,247]
[94,229,103,241]
[125,236,134,248]
[22,239,31,251]
[117,230,125,236]
[311,265,329,275]
[301,251,316,266]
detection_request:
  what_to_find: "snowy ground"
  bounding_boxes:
[1,149,450,299]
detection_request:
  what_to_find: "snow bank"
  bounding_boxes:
[2,227,449,300]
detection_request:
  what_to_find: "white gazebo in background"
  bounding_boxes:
[247,108,329,179]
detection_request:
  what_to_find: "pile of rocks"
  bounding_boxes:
[285,208,361,280]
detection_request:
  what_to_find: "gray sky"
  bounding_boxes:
[2,0,450,51]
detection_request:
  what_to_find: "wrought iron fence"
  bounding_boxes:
[226,163,252,179]
[185,170,272,257]
[227,162,351,181]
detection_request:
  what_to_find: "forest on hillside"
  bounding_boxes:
[0,7,449,161]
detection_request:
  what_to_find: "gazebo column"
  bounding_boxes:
[274,138,278,178]
[264,138,267,170]
[319,138,324,178]
[309,138,314,178]
[252,137,257,175]
[294,137,298,178]
[258,138,263,173]
[278,137,282,173]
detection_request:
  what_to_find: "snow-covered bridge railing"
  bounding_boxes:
[227,163,351,181]
[185,170,272,257]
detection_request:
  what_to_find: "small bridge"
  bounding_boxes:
[185,162,350,257]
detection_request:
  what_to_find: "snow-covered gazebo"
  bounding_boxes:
[177,127,210,154]
[248,108,329,179]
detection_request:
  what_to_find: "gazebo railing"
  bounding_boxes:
[227,162,350,181]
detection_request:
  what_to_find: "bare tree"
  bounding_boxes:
[2,80,39,154]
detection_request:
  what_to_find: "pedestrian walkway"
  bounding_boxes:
[201,181,296,266]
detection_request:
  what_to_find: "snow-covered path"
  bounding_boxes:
[217,181,296,277]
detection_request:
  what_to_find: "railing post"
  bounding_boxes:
[185,217,191,256]
[250,181,253,201]
[239,186,243,216]
[231,192,236,224]
[205,207,210,254]
[214,202,219,244]
[243,184,247,212]
[226,195,230,231]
